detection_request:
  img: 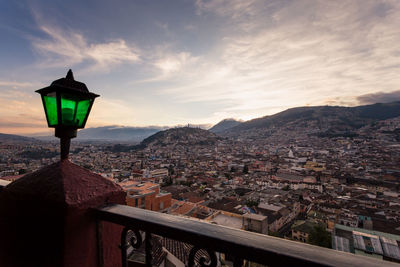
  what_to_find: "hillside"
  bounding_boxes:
[77,126,166,142]
[0,133,39,143]
[139,127,220,148]
[225,101,400,139]
[209,119,241,133]
[358,116,400,142]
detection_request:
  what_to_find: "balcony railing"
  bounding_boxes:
[95,204,398,267]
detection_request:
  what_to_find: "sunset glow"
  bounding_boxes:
[1,0,400,134]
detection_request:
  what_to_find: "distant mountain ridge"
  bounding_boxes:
[209,119,241,133]
[3,101,400,143]
[0,133,39,143]
[139,127,220,148]
[224,101,400,138]
[76,126,167,142]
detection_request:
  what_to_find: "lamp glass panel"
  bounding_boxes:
[60,94,78,126]
[60,93,93,128]
[75,99,92,127]
[43,94,58,126]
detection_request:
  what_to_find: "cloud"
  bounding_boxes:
[0,94,48,134]
[153,52,199,76]
[86,98,139,127]
[6,1,400,133]
[30,12,140,71]
[184,24,196,31]
[155,0,400,121]
[195,0,278,32]
[99,0,400,125]
[0,81,35,88]
[357,90,400,105]
[85,40,140,67]
[0,120,44,128]
[195,0,260,20]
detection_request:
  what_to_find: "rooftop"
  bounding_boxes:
[208,211,243,229]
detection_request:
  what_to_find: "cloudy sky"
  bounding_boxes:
[1,0,400,135]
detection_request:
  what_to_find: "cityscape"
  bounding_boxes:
[1,101,400,264]
[1,0,400,266]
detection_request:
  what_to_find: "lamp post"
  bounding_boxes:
[36,70,99,160]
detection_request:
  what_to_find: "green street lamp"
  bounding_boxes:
[36,70,99,159]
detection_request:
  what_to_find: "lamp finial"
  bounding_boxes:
[66,69,74,80]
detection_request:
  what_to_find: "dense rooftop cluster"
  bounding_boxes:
[1,104,400,263]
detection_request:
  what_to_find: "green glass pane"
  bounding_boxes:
[61,96,77,126]
[75,99,91,127]
[43,95,58,126]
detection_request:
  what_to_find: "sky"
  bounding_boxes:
[1,0,400,135]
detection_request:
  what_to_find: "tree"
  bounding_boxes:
[168,165,174,176]
[308,226,331,248]
[268,231,281,238]
[282,185,290,191]
[83,164,92,170]
[245,199,259,207]
[316,172,321,182]
[224,173,232,180]
[163,177,172,186]
[243,165,249,174]
[179,181,194,187]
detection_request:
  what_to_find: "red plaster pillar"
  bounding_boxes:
[0,160,126,267]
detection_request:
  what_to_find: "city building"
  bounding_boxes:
[243,213,268,234]
[332,224,400,263]
[120,181,172,212]
[291,220,323,243]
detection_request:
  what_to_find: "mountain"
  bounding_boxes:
[139,127,220,148]
[76,126,167,142]
[225,101,400,139]
[0,133,39,143]
[209,119,241,133]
